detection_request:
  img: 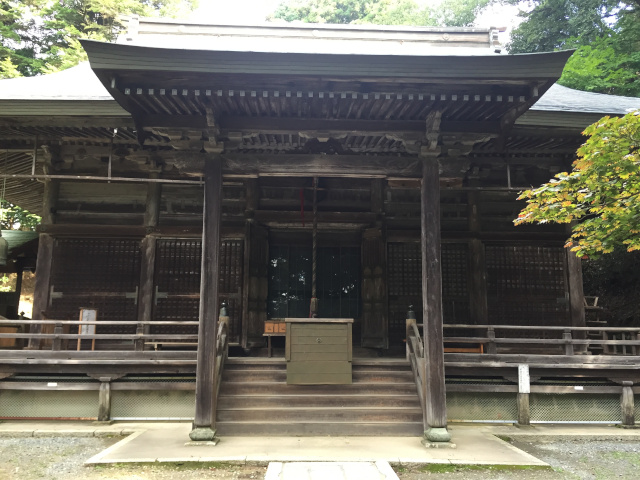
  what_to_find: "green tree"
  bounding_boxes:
[269,0,491,27]
[0,203,41,231]
[0,0,198,78]
[506,0,640,96]
[515,111,640,257]
[507,0,620,54]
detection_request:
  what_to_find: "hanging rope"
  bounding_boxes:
[310,177,318,318]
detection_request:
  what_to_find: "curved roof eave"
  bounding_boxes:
[81,39,574,80]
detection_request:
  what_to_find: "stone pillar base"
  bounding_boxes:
[189,427,219,444]
[422,428,455,448]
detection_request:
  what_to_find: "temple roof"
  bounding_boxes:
[2,62,637,120]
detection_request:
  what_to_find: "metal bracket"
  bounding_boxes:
[125,286,139,305]
[49,285,63,306]
[154,286,168,305]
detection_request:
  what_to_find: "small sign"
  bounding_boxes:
[574,386,584,391]
[77,308,98,351]
[47,382,57,387]
[518,364,530,394]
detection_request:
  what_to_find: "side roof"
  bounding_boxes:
[519,84,640,128]
[0,63,128,117]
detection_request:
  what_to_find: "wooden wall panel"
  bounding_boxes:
[485,244,568,334]
[48,238,142,339]
[152,238,244,343]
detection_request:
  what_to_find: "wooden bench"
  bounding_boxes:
[264,321,286,357]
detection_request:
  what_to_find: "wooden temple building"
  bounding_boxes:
[1,18,640,443]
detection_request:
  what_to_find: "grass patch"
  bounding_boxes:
[495,435,512,443]
[608,451,640,467]
[96,461,241,470]
[417,464,550,473]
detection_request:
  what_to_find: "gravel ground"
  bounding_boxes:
[397,437,640,480]
[1,435,639,480]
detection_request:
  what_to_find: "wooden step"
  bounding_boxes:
[220,382,418,396]
[216,421,424,436]
[222,369,414,383]
[217,406,423,423]
[217,357,420,436]
[217,394,420,409]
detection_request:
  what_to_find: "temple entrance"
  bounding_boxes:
[267,232,362,342]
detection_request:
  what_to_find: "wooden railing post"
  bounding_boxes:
[621,381,635,427]
[51,322,63,351]
[517,364,531,426]
[98,377,112,423]
[219,302,230,354]
[406,305,416,362]
[135,323,145,351]
[486,327,497,355]
[563,329,574,356]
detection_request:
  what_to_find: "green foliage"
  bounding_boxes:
[0,0,198,78]
[0,203,41,231]
[506,0,640,96]
[269,0,372,23]
[515,111,640,257]
[0,275,13,293]
[0,55,20,79]
[560,38,640,96]
[269,0,491,27]
[507,0,620,54]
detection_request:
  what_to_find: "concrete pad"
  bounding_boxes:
[265,461,399,480]
[83,423,548,467]
[7,421,636,469]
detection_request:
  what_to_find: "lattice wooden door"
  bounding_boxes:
[48,238,142,348]
[152,238,244,344]
[361,228,388,348]
[387,242,470,344]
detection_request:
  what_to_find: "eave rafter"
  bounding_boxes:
[83,40,570,159]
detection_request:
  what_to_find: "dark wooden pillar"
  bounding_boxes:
[136,237,156,350]
[27,234,54,350]
[27,178,59,349]
[420,156,451,444]
[190,157,222,443]
[41,179,59,226]
[144,179,161,228]
[137,180,161,349]
[566,249,586,329]
[467,191,488,325]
